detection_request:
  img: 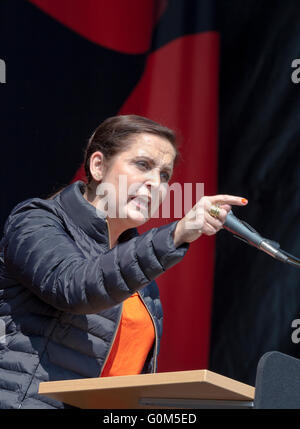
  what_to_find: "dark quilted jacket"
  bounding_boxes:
[0,181,189,409]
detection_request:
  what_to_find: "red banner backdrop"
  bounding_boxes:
[29,0,219,372]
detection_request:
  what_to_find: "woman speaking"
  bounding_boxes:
[0,115,247,408]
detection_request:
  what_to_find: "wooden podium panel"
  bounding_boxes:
[38,369,255,409]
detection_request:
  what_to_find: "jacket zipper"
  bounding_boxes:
[137,291,158,373]
[99,219,124,377]
[105,218,112,250]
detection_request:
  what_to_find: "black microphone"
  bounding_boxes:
[223,210,291,263]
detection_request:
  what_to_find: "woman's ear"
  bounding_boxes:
[89,151,106,182]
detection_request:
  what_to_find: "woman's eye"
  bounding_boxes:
[135,161,170,182]
[136,161,149,169]
[160,172,170,182]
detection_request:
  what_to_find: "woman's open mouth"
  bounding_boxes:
[128,195,151,213]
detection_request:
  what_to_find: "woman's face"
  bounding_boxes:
[94,132,176,229]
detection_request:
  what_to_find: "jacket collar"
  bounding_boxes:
[57,181,138,247]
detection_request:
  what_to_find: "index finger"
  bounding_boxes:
[209,194,248,206]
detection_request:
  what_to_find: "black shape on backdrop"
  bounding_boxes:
[150,0,217,52]
[210,0,300,386]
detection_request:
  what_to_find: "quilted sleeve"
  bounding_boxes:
[2,204,189,315]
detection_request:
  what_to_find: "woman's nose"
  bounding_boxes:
[145,169,161,188]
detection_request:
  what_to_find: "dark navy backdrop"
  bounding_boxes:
[210,0,300,385]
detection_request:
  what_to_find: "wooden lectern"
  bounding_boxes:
[38,369,255,409]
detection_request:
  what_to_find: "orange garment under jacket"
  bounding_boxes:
[101,292,155,377]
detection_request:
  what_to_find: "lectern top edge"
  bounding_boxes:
[39,369,209,395]
[39,369,255,401]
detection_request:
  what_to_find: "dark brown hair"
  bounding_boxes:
[84,114,179,184]
[47,115,179,199]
